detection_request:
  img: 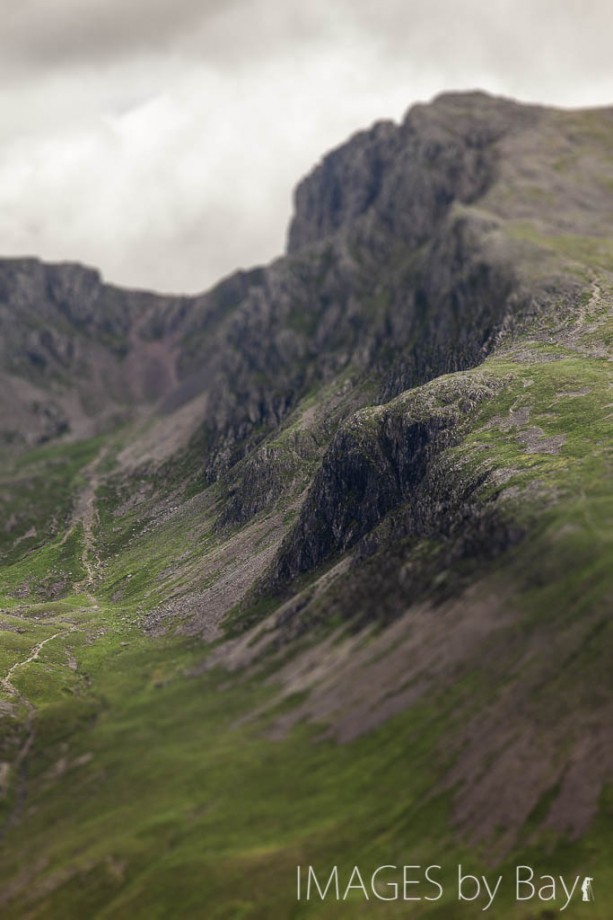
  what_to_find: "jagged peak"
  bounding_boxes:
[286,90,545,256]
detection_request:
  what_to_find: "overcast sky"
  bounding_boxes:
[1,0,612,293]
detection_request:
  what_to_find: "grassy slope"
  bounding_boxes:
[0,266,611,917]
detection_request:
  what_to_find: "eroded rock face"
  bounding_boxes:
[270,373,504,587]
[182,93,547,482]
[287,91,540,254]
[0,258,188,446]
[287,120,401,252]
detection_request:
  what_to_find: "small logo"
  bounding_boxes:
[581,876,594,902]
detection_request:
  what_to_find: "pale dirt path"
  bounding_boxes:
[575,277,612,339]
[570,277,602,338]
[0,444,110,829]
[0,625,80,833]
[62,446,108,601]
[576,279,600,331]
[559,275,613,360]
[1,632,64,696]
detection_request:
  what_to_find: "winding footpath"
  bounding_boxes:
[0,445,107,834]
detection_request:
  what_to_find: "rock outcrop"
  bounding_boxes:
[271,373,502,586]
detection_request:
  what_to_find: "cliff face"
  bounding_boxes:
[270,373,504,587]
[0,258,188,447]
[159,95,551,484]
[0,95,541,460]
[287,92,537,253]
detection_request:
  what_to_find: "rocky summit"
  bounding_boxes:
[0,91,612,918]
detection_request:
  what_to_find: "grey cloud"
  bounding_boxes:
[1,0,338,73]
[2,0,236,69]
[332,0,613,99]
[5,0,613,93]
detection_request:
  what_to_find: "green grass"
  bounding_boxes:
[0,525,87,603]
[508,222,613,271]
[458,349,613,623]
[0,598,611,918]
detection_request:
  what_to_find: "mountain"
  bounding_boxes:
[0,90,612,917]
